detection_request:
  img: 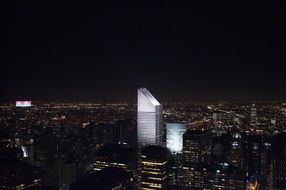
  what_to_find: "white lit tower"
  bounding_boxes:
[137,88,163,147]
[250,104,257,123]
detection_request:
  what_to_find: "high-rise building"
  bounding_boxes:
[181,163,211,189]
[245,135,262,176]
[182,130,212,164]
[271,133,286,188]
[250,104,257,123]
[141,146,169,190]
[59,161,77,190]
[137,88,163,146]
[206,163,246,190]
[181,163,246,190]
[166,123,186,154]
[182,130,212,189]
[228,132,244,170]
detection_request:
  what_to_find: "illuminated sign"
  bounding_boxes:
[16,101,32,107]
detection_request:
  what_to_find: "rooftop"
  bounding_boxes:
[139,88,160,106]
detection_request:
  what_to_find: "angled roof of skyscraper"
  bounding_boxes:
[138,88,160,105]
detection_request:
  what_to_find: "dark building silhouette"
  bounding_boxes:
[272,133,286,188]
[0,161,42,189]
[59,161,77,190]
[87,145,136,174]
[70,167,133,190]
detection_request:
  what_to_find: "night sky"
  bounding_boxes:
[1,1,286,102]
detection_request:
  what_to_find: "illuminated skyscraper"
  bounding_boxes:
[166,123,186,153]
[250,104,257,123]
[137,88,163,146]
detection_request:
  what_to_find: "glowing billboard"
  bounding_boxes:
[16,101,32,107]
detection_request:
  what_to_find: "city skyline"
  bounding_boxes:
[1,92,286,189]
[1,1,286,189]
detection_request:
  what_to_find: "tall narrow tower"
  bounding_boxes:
[137,88,163,147]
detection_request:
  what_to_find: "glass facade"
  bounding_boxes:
[137,88,163,146]
[166,123,186,153]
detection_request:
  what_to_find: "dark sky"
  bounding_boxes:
[1,1,286,102]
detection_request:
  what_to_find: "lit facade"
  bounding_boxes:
[182,163,246,190]
[141,146,168,190]
[183,130,212,164]
[250,104,257,123]
[16,101,32,107]
[181,164,211,189]
[166,123,186,153]
[87,146,136,173]
[137,88,163,146]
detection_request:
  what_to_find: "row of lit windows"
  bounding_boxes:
[142,161,167,166]
[142,182,162,188]
[142,170,166,175]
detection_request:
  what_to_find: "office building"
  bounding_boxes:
[228,132,244,170]
[272,133,286,188]
[87,146,136,173]
[206,163,246,190]
[59,161,77,190]
[137,88,163,146]
[182,130,212,164]
[181,163,211,189]
[182,130,212,189]
[141,146,169,189]
[250,104,257,123]
[245,135,262,176]
[166,123,186,154]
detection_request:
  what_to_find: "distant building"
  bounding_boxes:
[87,146,136,174]
[59,161,77,190]
[21,138,34,165]
[245,134,266,176]
[166,123,186,154]
[250,104,257,123]
[137,88,163,146]
[141,145,169,190]
[228,132,244,170]
[182,163,246,190]
[181,163,211,189]
[272,133,286,188]
[206,163,246,190]
[182,130,212,164]
[182,130,212,189]
[117,119,137,148]
[70,167,133,190]
[0,147,23,161]
[16,101,32,108]
[0,129,13,148]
